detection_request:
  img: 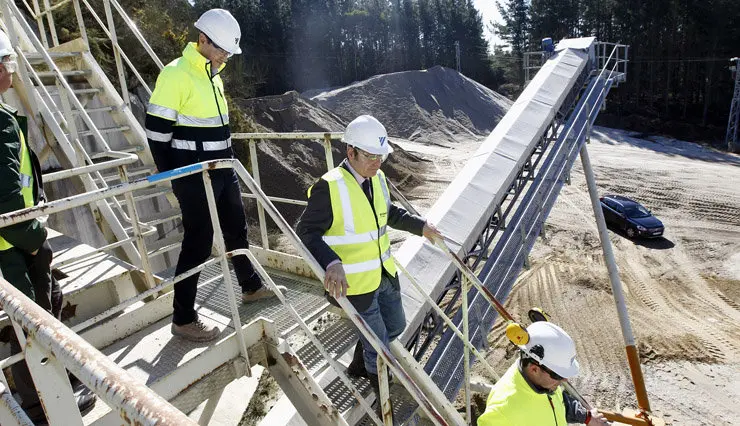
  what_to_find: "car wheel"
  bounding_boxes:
[626,227,636,238]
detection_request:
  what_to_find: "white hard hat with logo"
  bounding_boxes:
[194,9,242,56]
[0,30,18,73]
[515,321,580,379]
[343,115,394,156]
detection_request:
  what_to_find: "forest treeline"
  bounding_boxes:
[497,0,740,142]
[49,0,740,143]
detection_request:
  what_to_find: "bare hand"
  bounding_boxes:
[422,221,443,242]
[324,263,349,299]
[588,410,611,426]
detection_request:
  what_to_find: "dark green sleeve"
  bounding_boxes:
[0,117,47,253]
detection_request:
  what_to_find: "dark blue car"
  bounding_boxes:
[599,195,664,238]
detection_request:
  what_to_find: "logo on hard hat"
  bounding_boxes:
[235,37,240,44]
[379,136,387,146]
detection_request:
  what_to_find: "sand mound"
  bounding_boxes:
[309,66,511,146]
[236,91,430,225]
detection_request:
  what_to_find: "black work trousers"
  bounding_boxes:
[0,239,63,408]
[171,168,259,326]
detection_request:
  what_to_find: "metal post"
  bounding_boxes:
[461,274,472,424]
[30,0,49,48]
[41,0,59,46]
[72,0,88,46]
[201,172,252,377]
[24,340,83,425]
[726,58,740,152]
[323,133,335,170]
[120,166,156,288]
[103,0,130,107]
[377,356,393,426]
[579,144,651,413]
[197,385,226,426]
[249,140,269,250]
[455,40,461,73]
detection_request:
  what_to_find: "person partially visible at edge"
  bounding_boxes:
[144,9,286,343]
[477,322,610,426]
[295,115,443,394]
[0,27,95,423]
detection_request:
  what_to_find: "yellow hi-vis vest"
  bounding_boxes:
[0,127,34,251]
[320,167,397,296]
[477,362,567,426]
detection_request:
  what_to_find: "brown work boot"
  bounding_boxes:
[242,284,287,303]
[171,318,220,342]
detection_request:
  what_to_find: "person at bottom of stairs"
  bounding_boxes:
[0,28,95,424]
[477,322,610,426]
[296,115,443,396]
[145,9,286,343]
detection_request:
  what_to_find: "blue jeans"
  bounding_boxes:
[357,273,406,375]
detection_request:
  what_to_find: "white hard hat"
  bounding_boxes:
[0,30,18,73]
[194,9,242,55]
[343,115,394,156]
[0,30,15,58]
[518,322,580,379]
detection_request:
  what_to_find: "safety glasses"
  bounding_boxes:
[205,36,233,58]
[539,363,564,381]
[355,147,387,162]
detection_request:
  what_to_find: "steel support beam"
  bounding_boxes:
[579,144,651,414]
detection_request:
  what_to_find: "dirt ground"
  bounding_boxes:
[472,127,740,426]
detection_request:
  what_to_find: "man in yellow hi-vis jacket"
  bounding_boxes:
[145,9,285,342]
[478,322,610,426]
[296,115,441,394]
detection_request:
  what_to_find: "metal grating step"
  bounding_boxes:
[95,165,154,184]
[24,51,81,64]
[109,186,171,207]
[195,265,327,336]
[68,125,130,138]
[138,208,181,225]
[35,70,92,78]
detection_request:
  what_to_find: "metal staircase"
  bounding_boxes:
[1,0,181,278]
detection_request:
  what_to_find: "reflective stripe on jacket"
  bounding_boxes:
[477,362,567,426]
[145,42,230,171]
[0,116,35,251]
[318,167,397,296]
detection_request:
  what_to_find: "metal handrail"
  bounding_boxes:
[43,150,138,182]
[0,159,460,425]
[0,277,198,426]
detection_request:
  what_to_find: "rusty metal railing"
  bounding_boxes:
[0,276,197,425]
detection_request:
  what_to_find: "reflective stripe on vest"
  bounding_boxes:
[477,363,567,426]
[321,167,397,296]
[0,128,35,251]
[146,43,230,152]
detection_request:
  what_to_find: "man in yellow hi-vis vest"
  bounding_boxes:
[478,322,609,426]
[296,115,442,394]
[0,28,95,422]
[145,9,285,342]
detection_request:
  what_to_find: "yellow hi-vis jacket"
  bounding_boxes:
[318,167,397,296]
[0,108,35,252]
[477,362,567,426]
[145,42,231,172]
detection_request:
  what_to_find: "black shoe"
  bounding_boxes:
[74,382,96,415]
[368,372,380,396]
[347,340,368,378]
